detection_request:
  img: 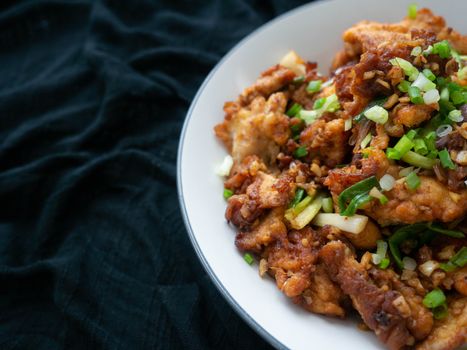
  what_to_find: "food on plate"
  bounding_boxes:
[214,6,466,350]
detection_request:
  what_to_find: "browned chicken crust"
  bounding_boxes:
[214,7,467,350]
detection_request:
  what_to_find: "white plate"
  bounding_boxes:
[177,1,467,349]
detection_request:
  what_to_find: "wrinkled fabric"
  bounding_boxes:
[0,1,310,349]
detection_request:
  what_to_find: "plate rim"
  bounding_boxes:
[177,1,341,349]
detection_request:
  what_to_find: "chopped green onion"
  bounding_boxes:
[459,66,467,80]
[337,176,379,213]
[433,40,451,59]
[448,109,463,122]
[440,87,450,101]
[423,89,440,105]
[406,171,421,190]
[313,98,325,109]
[243,253,254,265]
[433,304,448,320]
[386,147,402,160]
[394,135,414,157]
[401,151,436,169]
[413,138,428,155]
[290,123,303,136]
[451,90,465,105]
[379,258,390,269]
[287,103,302,117]
[293,195,313,215]
[451,247,467,267]
[363,105,389,124]
[422,68,436,81]
[408,86,424,104]
[223,188,234,199]
[423,288,446,309]
[390,57,419,81]
[389,223,426,269]
[423,45,433,56]
[294,146,308,158]
[439,148,456,169]
[412,72,436,92]
[322,197,334,213]
[372,240,388,264]
[344,118,352,131]
[436,76,447,88]
[293,76,305,84]
[288,196,323,229]
[307,80,322,93]
[440,261,457,272]
[354,98,387,122]
[379,194,388,205]
[406,129,418,140]
[341,192,373,217]
[408,4,417,19]
[298,110,318,125]
[313,213,368,234]
[440,247,467,272]
[360,133,372,149]
[290,188,306,208]
[398,80,411,93]
[411,46,422,56]
[427,223,465,238]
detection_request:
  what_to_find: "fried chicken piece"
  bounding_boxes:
[365,176,467,226]
[300,118,349,168]
[234,207,287,253]
[320,241,432,350]
[417,297,467,350]
[294,264,347,318]
[225,170,293,230]
[340,8,464,62]
[215,92,291,164]
[391,103,436,128]
[263,227,319,298]
[239,64,296,105]
[324,148,389,195]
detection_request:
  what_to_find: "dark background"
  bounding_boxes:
[0,1,310,349]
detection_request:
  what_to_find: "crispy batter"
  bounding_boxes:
[365,176,467,226]
[320,241,421,350]
[300,118,349,168]
[215,92,291,164]
[416,297,467,350]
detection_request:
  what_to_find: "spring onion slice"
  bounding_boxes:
[313,213,368,234]
[307,80,322,93]
[341,192,373,217]
[337,176,379,212]
[223,188,234,199]
[288,196,323,229]
[433,40,451,59]
[427,223,465,238]
[372,240,388,265]
[412,73,436,92]
[364,105,388,124]
[244,253,254,265]
[394,135,414,157]
[440,247,467,272]
[423,288,446,309]
[389,223,426,269]
[401,151,436,169]
[390,57,419,81]
[360,133,372,149]
[439,149,456,170]
[322,197,334,213]
[406,171,421,190]
[290,188,306,208]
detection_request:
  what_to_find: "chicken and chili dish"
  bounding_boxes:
[214,7,466,350]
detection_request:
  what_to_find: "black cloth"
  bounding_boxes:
[0,1,310,349]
